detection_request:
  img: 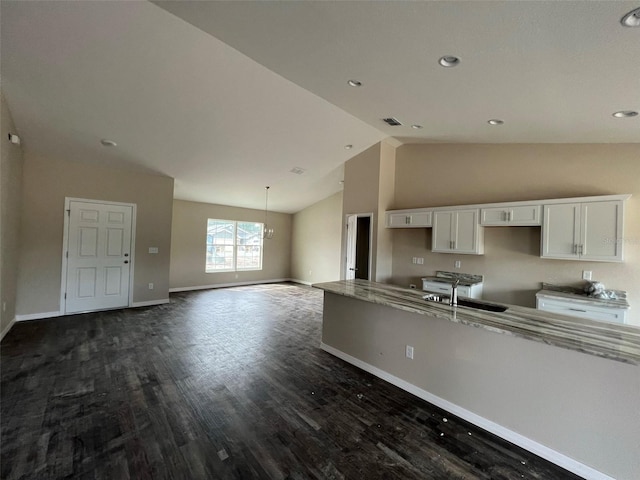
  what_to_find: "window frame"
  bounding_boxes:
[205,218,264,273]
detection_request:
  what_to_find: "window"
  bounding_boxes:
[206,219,263,272]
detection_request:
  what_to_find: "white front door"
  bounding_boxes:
[64,200,133,314]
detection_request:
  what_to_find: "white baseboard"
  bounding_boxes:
[131,299,170,308]
[169,278,292,293]
[15,311,62,322]
[0,317,16,341]
[320,342,613,480]
[289,279,313,286]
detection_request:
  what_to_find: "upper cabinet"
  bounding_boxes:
[386,209,432,228]
[432,209,484,255]
[480,205,541,226]
[541,200,624,262]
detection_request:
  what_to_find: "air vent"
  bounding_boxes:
[383,117,402,126]
[290,167,305,175]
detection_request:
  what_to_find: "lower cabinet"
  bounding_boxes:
[422,279,483,299]
[536,296,627,324]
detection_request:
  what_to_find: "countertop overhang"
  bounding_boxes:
[313,279,640,365]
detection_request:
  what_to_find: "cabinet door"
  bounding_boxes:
[480,208,509,225]
[432,211,454,252]
[454,210,480,253]
[542,203,581,259]
[509,205,541,226]
[408,211,432,227]
[580,201,623,261]
[387,213,410,227]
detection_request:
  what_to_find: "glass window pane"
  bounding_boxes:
[237,246,262,270]
[207,219,235,246]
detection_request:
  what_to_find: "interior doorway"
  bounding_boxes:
[345,213,372,280]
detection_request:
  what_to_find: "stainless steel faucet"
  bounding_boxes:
[450,279,459,306]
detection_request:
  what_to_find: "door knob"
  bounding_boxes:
[124,260,129,264]
[124,253,129,257]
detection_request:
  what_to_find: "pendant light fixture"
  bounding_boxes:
[263,186,275,239]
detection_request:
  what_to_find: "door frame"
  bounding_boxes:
[343,213,373,281]
[59,197,137,315]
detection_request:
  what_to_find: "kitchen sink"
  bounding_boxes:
[423,294,508,313]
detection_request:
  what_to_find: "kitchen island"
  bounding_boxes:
[314,279,640,480]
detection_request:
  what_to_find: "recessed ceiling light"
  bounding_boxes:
[612,110,638,118]
[344,144,353,150]
[100,139,117,147]
[438,55,460,67]
[621,7,640,27]
[411,125,423,129]
[487,119,504,125]
[347,79,362,87]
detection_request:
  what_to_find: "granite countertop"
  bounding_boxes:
[421,271,483,286]
[536,283,630,309]
[313,279,640,366]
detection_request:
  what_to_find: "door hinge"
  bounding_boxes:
[66,209,70,216]
[64,293,67,299]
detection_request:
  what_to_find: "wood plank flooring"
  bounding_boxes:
[1,283,583,479]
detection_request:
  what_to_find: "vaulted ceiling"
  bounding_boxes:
[2,1,638,213]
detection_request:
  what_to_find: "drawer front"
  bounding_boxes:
[422,281,471,297]
[536,298,625,323]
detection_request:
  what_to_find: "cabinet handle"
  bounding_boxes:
[508,211,513,222]
[579,244,584,255]
[406,216,410,224]
[573,244,577,254]
[503,211,508,222]
[569,308,587,313]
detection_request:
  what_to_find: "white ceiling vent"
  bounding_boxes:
[289,167,306,175]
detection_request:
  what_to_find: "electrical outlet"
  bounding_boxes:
[412,257,417,264]
[417,257,424,265]
[454,260,461,269]
[405,345,414,359]
[148,247,158,254]
[148,283,154,290]
[582,270,592,280]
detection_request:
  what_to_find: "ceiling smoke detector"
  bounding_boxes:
[383,117,402,126]
[621,7,640,27]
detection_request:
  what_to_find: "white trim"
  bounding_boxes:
[320,342,614,480]
[0,318,16,341]
[16,311,62,322]
[290,279,313,286]
[169,278,292,293]
[131,299,170,308]
[61,197,137,315]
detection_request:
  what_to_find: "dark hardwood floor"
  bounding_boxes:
[1,283,583,479]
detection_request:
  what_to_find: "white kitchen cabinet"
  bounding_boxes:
[536,296,627,324]
[386,209,432,228]
[432,209,484,254]
[480,205,541,226]
[541,200,624,262]
[422,279,483,299]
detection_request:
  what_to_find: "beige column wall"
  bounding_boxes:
[391,143,640,325]
[170,199,291,290]
[291,192,343,284]
[17,154,174,317]
[1,94,24,335]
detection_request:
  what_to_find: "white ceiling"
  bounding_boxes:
[2,1,639,213]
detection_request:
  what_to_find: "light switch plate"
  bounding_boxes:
[148,247,159,254]
[582,270,592,280]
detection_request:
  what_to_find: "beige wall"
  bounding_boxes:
[322,293,640,480]
[291,191,343,284]
[342,141,399,282]
[391,143,640,325]
[17,154,174,316]
[170,199,291,289]
[1,94,24,335]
